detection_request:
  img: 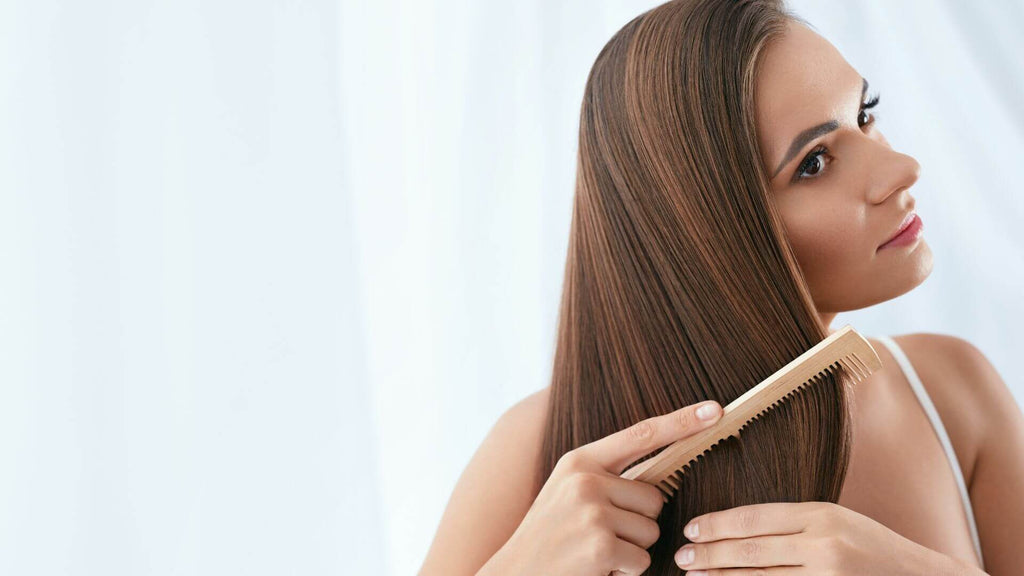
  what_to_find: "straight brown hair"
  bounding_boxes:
[536,0,854,573]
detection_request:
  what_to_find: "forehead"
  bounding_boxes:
[755,22,862,166]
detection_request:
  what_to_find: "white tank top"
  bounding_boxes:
[874,335,984,568]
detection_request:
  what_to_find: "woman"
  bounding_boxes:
[420,1,1023,574]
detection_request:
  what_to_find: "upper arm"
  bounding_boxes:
[418,388,548,576]
[934,335,1024,574]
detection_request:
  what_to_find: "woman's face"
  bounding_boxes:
[755,21,932,317]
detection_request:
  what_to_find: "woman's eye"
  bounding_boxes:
[803,154,824,176]
[858,93,880,128]
[795,147,828,181]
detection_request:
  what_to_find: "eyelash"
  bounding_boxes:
[793,92,881,182]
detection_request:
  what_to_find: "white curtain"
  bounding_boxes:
[1,0,1021,574]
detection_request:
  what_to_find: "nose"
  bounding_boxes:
[867,145,921,206]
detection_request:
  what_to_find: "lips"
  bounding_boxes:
[881,210,917,248]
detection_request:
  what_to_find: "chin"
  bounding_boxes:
[906,238,934,282]
[872,238,934,304]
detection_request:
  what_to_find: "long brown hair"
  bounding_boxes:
[536,0,853,573]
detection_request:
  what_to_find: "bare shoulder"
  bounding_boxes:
[418,386,550,575]
[492,385,550,473]
[506,385,551,431]
[889,332,1014,486]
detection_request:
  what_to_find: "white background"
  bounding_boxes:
[1,0,1021,574]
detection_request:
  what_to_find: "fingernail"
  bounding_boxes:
[696,402,719,421]
[687,571,707,576]
[675,545,694,566]
[684,520,699,538]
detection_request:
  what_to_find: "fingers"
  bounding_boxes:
[685,502,814,543]
[602,473,665,520]
[675,533,803,571]
[574,400,723,475]
[605,506,661,549]
[606,537,651,576]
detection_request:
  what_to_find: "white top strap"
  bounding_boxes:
[874,335,984,568]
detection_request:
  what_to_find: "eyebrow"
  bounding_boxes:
[771,78,869,179]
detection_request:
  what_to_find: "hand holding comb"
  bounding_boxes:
[619,324,882,502]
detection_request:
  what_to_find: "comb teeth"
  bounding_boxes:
[620,325,883,502]
[653,371,831,502]
[653,442,728,502]
[844,353,872,381]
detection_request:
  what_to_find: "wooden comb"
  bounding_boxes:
[619,324,882,502]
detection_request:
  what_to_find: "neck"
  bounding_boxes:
[820,313,838,335]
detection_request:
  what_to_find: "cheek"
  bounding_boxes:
[782,206,868,287]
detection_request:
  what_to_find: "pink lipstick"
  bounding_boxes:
[878,212,923,250]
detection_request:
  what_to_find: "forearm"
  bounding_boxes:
[475,543,522,576]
